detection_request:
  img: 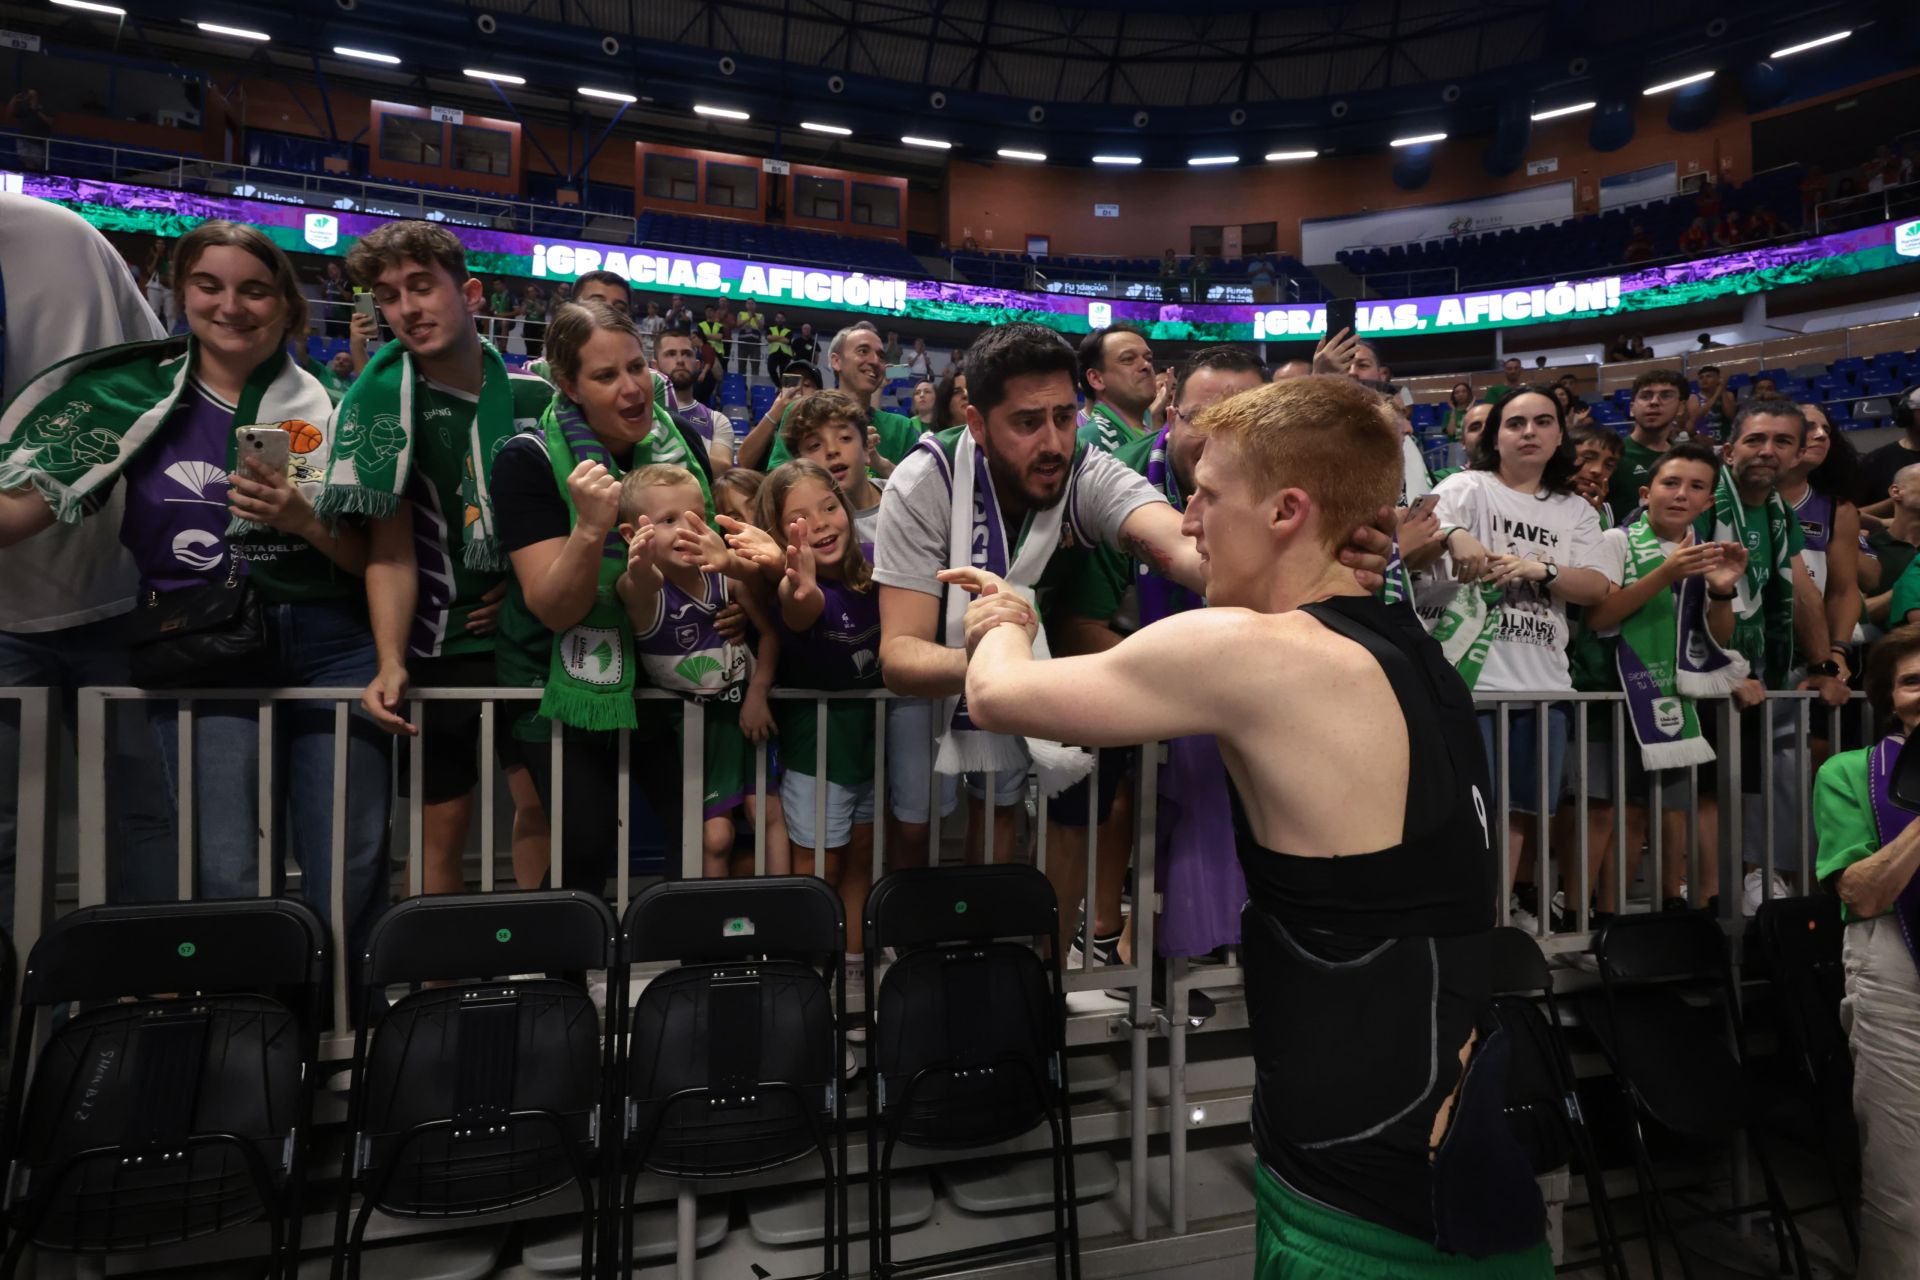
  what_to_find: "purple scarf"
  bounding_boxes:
[1139,428,1202,624]
[1866,736,1920,973]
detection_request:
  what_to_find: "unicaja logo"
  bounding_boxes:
[1895,221,1920,259]
[304,213,339,251]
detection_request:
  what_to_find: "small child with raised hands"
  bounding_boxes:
[616,463,783,878]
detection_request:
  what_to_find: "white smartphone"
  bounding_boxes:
[353,291,378,323]
[236,426,291,477]
[1406,493,1440,522]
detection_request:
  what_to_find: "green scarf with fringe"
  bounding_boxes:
[533,395,714,733]
[0,335,333,538]
[318,337,518,570]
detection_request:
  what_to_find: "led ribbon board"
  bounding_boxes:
[20,174,1918,342]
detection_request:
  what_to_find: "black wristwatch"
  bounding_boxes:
[1808,660,1841,679]
[1540,562,1559,588]
[1707,587,1738,601]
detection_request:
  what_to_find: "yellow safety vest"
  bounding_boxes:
[767,326,794,357]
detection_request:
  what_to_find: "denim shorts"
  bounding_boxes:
[884,697,1027,824]
[780,771,876,850]
[1476,704,1571,817]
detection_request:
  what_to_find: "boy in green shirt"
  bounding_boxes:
[1607,369,1690,521]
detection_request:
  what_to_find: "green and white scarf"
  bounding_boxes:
[318,337,521,570]
[0,336,334,537]
[1702,469,1797,689]
[1615,519,1748,769]
[1430,580,1505,688]
[533,394,713,733]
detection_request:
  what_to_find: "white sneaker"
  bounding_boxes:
[1508,894,1539,935]
[1743,869,1791,916]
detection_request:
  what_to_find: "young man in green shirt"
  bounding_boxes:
[744,322,922,470]
[1606,369,1690,520]
[1869,462,1920,628]
[340,220,555,895]
[1810,626,1920,1272]
[1074,322,1162,453]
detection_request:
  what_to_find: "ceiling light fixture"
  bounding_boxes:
[1530,101,1595,121]
[901,135,952,149]
[1771,31,1849,58]
[578,87,637,103]
[51,0,127,15]
[1091,154,1141,166]
[196,20,269,40]
[1390,132,1447,147]
[333,46,400,65]
[1264,149,1318,161]
[462,68,526,85]
[1643,70,1714,95]
[1188,154,1238,166]
[997,148,1047,162]
[694,104,750,120]
[801,121,852,136]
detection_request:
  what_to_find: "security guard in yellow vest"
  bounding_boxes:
[732,303,766,377]
[765,312,795,381]
[697,304,728,366]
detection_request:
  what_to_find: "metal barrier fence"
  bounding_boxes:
[13,681,1853,1257]
[0,688,53,1020]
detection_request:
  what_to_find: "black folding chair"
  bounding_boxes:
[331,891,617,1280]
[1583,911,1811,1280]
[1749,894,1859,1255]
[864,865,1079,1280]
[1487,927,1626,1280]
[0,899,327,1280]
[615,876,846,1279]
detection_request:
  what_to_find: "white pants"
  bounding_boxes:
[1841,914,1920,1278]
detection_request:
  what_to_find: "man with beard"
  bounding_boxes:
[748,322,922,470]
[1076,323,1164,453]
[1052,346,1267,978]
[874,324,1393,867]
[948,375,1552,1279]
[1606,370,1690,520]
[654,328,734,473]
[1691,363,1737,441]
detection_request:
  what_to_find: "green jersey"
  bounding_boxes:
[1607,435,1669,524]
[1076,403,1151,455]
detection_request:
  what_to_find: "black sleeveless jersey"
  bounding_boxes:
[1231,594,1544,1257]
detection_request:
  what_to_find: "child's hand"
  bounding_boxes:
[717,514,784,574]
[1659,531,1720,582]
[1704,541,1748,595]
[866,428,896,478]
[672,509,733,574]
[740,686,776,744]
[619,518,661,592]
[785,516,818,601]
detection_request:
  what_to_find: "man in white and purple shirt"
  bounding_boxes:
[654,327,735,473]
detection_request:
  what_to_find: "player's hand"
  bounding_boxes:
[567,461,621,539]
[361,664,416,736]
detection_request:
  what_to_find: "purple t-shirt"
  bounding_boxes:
[776,548,882,690]
[118,380,239,592]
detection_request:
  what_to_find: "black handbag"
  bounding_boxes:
[126,562,265,689]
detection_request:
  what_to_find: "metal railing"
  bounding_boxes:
[0,688,54,1024]
[1814,176,1920,236]
[12,677,1852,1267]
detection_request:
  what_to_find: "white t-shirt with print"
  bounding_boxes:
[1425,470,1606,694]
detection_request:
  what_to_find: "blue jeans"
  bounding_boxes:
[147,601,391,977]
[1476,705,1571,817]
[0,617,178,923]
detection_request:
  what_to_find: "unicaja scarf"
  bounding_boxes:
[0,336,334,538]
[318,337,520,570]
[1702,468,1796,689]
[930,429,1095,797]
[532,395,713,733]
[1866,736,1920,978]
[1615,519,1748,770]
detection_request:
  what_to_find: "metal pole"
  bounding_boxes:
[682,702,704,879]
[76,689,109,907]
[176,702,195,900]
[258,702,276,897]
[479,701,497,893]
[330,702,351,1034]
[407,698,425,897]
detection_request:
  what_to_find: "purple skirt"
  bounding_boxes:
[1156,734,1247,957]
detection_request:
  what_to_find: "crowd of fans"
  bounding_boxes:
[4,193,1920,1268]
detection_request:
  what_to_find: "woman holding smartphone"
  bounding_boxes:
[1407,386,1613,914]
[0,221,388,958]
